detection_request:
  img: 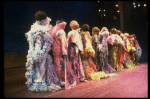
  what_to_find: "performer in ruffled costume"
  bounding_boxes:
[67,20,86,86]
[25,11,62,92]
[107,28,128,71]
[98,27,116,73]
[122,33,136,69]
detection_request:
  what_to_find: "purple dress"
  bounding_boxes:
[98,31,116,73]
[67,30,85,85]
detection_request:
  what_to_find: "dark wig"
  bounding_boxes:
[34,11,47,21]
[56,19,64,24]
[81,24,90,32]
[110,28,117,34]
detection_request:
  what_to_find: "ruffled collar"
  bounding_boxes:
[52,21,67,35]
[29,17,52,33]
[36,17,51,26]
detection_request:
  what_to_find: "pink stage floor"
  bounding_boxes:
[4,62,148,98]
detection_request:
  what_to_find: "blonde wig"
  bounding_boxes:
[70,20,79,30]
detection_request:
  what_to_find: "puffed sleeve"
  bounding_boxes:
[70,33,79,54]
[57,30,68,55]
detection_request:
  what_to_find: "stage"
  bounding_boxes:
[4,61,148,98]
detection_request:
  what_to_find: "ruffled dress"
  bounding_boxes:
[25,17,62,92]
[67,30,86,85]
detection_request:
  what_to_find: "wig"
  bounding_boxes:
[92,27,100,35]
[101,27,108,33]
[34,11,47,21]
[81,24,90,32]
[110,28,117,34]
[52,20,67,35]
[70,20,79,30]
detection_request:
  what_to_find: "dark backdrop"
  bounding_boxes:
[3,1,148,61]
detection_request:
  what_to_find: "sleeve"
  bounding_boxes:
[117,35,124,45]
[59,30,68,55]
[107,36,113,45]
[68,32,79,54]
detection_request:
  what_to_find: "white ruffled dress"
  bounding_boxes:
[25,17,62,92]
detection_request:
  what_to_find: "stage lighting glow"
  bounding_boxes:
[134,5,136,8]
[138,3,140,7]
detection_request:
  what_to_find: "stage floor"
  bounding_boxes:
[4,62,148,98]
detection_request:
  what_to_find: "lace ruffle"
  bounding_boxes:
[28,81,61,92]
